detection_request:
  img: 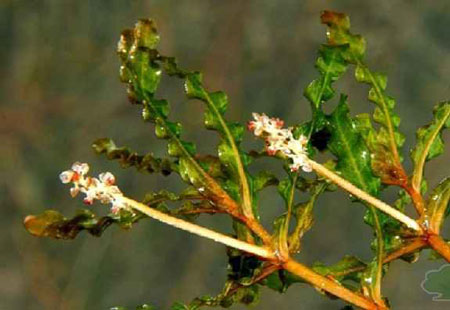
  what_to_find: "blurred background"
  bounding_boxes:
[1,0,449,309]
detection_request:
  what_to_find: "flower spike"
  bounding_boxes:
[60,162,130,214]
[248,113,422,232]
[59,162,273,259]
[248,113,311,172]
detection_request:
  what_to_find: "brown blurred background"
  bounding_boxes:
[1,1,449,309]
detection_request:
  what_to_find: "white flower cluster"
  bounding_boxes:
[59,162,129,214]
[248,113,312,172]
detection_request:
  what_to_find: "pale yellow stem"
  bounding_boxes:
[308,160,422,232]
[121,197,274,259]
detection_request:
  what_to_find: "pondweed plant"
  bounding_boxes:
[24,10,449,310]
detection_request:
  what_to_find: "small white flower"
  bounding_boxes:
[59,171,74,184]
[71,162,89,175]
[248,113,311,172]
[111,196,127,215]
[99,172,115,185]
[60,162,131,214]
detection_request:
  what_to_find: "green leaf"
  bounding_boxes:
[194,155,224,178]
[252,171,278,192]
[118,19,242,217]
[119,20,203,187]
[327,96,381,196]
[301,44,348,153]
[304,44,348,140]
[427,178,450,233]
[326,95,385,301]
[171,302,191,310]
[274,173,297,254]
[288,182,325,253]
[411,102,450,192]
[321,11,406,184]
[304,45,348,111]
[123,20,254,223]
[92,138,177,176]
[184,72,254,218]
[142,189,186,207]
[24,209,142,240]
[142,188,219,220]
[312,255,366,282]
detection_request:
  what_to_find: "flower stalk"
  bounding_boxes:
[122,197,274,259]
[308,160,422,232]
[60,162,274,259]
[248,113,422,232]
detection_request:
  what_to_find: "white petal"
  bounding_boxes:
[99,172,115,185]
[59,171,74,183]
[72,162,89,175]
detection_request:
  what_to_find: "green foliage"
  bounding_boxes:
[118,20,205,192]
[326,96,380,196]
[24,209,141,239]
[321,11,406,184]
[427,178,450,233]
[325,96,384,297]
[116,19,266,247]
[288,180,325,254]
[411,102,449,164]
[93,138,177,175]
[304,45,348,111]
[24,9,450,310]
[411,102,450,191]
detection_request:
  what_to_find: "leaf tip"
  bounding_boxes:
[320,10,349,29]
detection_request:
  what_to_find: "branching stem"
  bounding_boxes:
[124,197,385,310]
[122,197,274,259]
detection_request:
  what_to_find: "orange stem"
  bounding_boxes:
[383,238,426,262]
[404,185,425,217]
[230,210,272,245]
[283,259,384,310]
[427,234,450,262]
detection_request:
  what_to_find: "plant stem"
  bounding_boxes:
[280,173,299,257]
[383,238,426,262]
[122,197,274,259]
[308,159,422,232]
[368,206,384,305]
[427,234,450,262]
[230,211,273,245]
[405,186,425,217]
[126,195,387,310]
[283,259,383,310]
